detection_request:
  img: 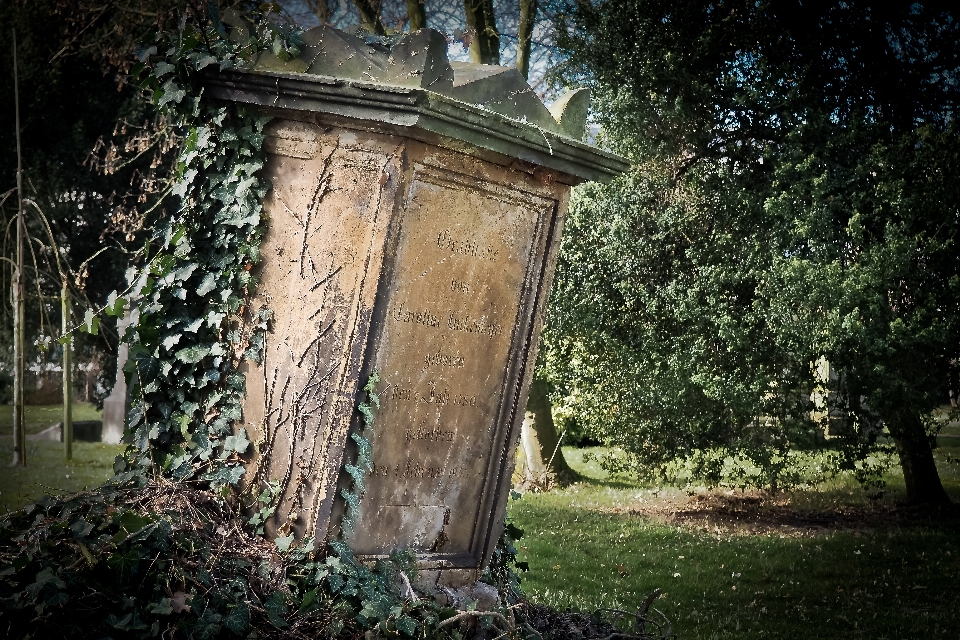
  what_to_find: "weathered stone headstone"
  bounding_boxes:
[102,311,136,444]
[206,24,627,584]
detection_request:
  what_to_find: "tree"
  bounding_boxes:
[1,0,196,426]
[549,0,960,501]
[352,0,387,35]
[464,0,500,64]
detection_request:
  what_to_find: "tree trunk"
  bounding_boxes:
[62,283,73,462]
[463,0,500,65]
[520,378,577,487]
[516,0,537,79]
[306,0,333,24]
[406,0,426,31]
[889,412,951,504]
[11,29,26,467]
[351,0,385,36]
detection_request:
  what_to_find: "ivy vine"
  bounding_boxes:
[0,6,560,639]
[341,372,380,533]
[110,6,288,490]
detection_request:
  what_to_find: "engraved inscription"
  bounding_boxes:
[424,349,466,368]
[393,305,503,338]
[451,393,478,407]
[391,386,414,401]
[404,426,456,444]
[349,162,556,559]
[437,229,500,261]
[447,310,503,337]
[370,461,466,479]
[419,385,449,406]
[392,303,440,327]
[389,383,479,408]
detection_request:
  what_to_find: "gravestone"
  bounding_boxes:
[102,311,137,444]
[207,24,627,585]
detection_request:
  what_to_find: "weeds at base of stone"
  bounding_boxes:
[0,477,672,639]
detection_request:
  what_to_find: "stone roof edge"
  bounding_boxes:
[202,69,630,184]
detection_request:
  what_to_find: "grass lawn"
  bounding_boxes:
[1,403,958,638]
[509,444,960,639]
[0,401,104,435]
[0,439,124,514]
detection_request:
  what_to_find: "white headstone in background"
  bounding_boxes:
[101,311,137,444]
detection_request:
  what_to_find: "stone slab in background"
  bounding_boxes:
[30,420,103,442]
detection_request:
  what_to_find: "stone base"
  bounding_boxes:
[413,569,500,611]
[431,581,501,612]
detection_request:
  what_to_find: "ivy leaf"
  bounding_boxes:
[157,79,186,107]
[275,533,294,553]
[107,548,141,575]
[505,523,524,541]
[106,612,135,630]
[396,615,417,636]
[81,308,100,335]
[196,272,218,296]
[147,598,174,615]
[223,601,250,634]
[206,309,226,328]
[359,593,392,622]
[264,591,289,628]
[174,262,198,281]
[104,291,127,317]
[26,567,65,598]
[112,511,156,543]
[70,518,94,539]
[175,343,212,363]
[298,588,319,614]
[223,429,250,454]
[204,464,244,487]
[152,60,176,77]
[136,45,157,62]
[162,333,182,350]
[193,54,218,70]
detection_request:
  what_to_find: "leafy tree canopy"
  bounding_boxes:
[545,0,960,501]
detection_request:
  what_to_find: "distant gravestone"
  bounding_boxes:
[102,312,136,444]
[31,420,103,442]
[207,24,627,586]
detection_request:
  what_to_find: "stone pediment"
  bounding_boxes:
[207,18,628,183]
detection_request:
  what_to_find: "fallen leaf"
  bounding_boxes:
[171,591,193,614]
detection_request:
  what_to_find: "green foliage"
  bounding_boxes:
[546,0,960,496]
[0,480,468,639]
[481,491,530,603]
[341,373,380,532]
[247,479,282,535]
[0,1,173,401]
[98,6,295,490]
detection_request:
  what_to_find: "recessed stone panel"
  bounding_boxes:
[346,159,556,564]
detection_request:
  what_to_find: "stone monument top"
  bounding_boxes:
[208,18,627,183]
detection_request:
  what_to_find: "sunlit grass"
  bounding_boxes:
[0,439,124,514]
[509,446,960,639]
